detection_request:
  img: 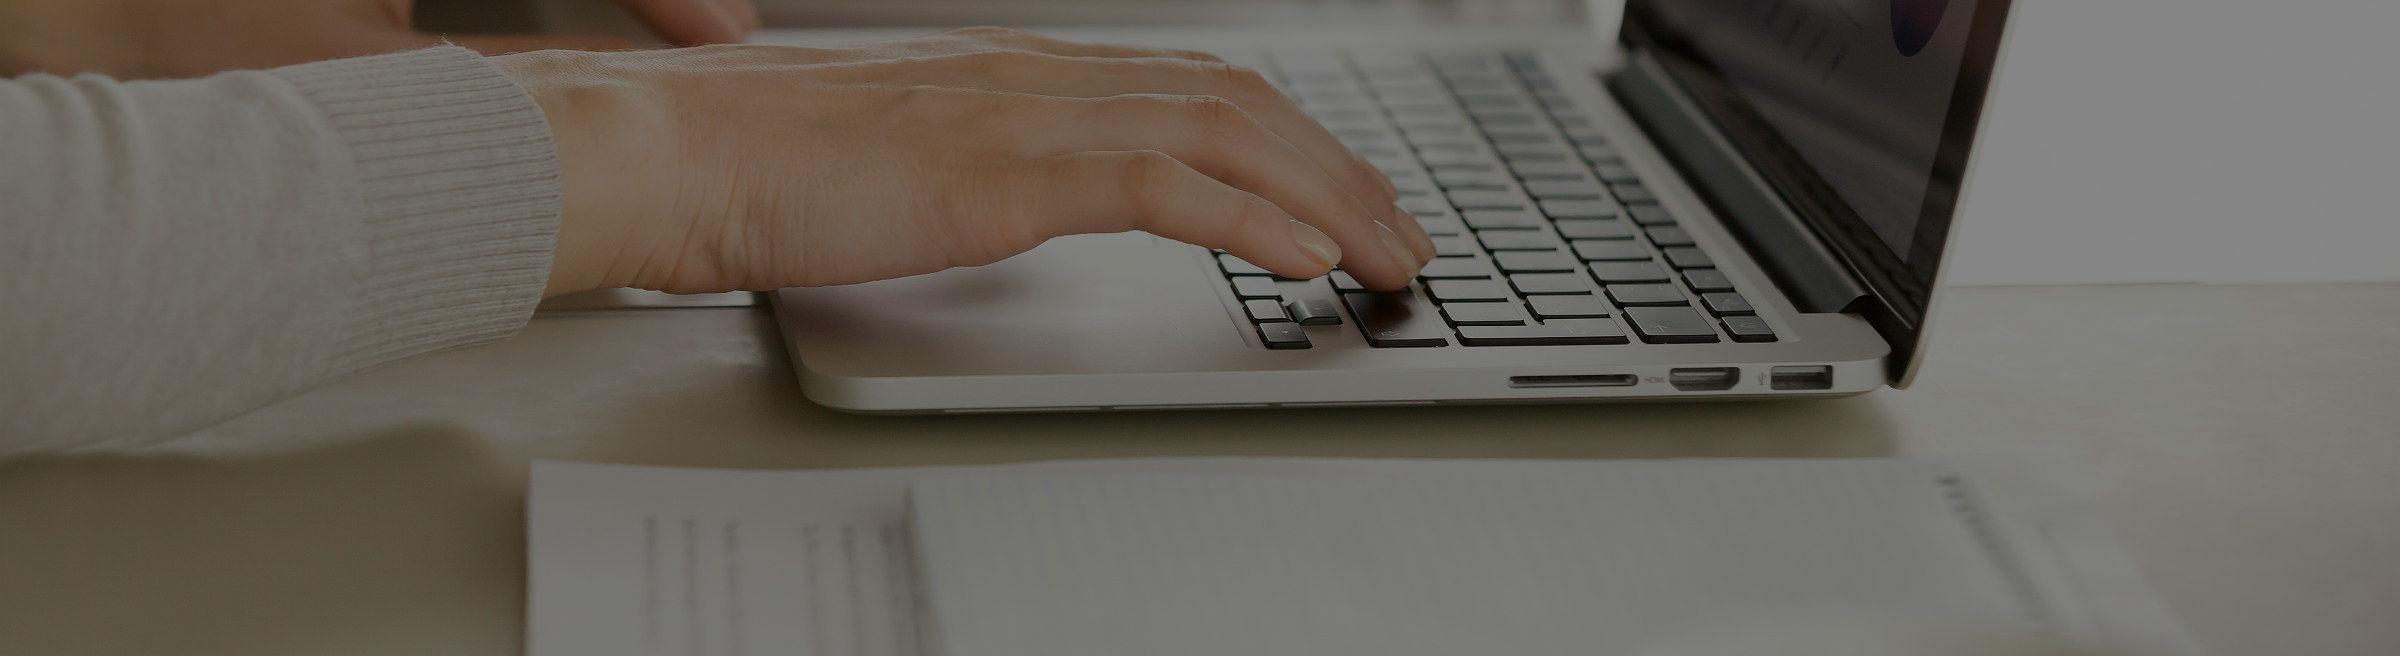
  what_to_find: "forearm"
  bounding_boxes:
[0,47,561,455]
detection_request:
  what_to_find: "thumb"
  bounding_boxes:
[438,33,641,55]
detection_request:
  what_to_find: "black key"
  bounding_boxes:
[1555,219,1634,240]
[1258,322,1312,349]
[1606,283,1689,306]
[1509,273,1594,295]
[1587,261,1670,283]
[1500,150,1573,165]
[1527,295,1612,318]
[1493,250,1579,273]
[1415,216,1464,236]
[1462,209,1544,230]
[1480,127,1552,142]
[1612,183,1659,204]
[1232,276,1282,299]
[1683,269,1734,292]
[1539,199,1619,220]
[1425,279,1512,302]
[1645,226,1695,247]
[1701,292,1755,316]
[1286,299,1344,326]
[1400,196,1451,217]
[1722,315,1778,342]
[1472,108,1542,124]
[1385,103,1459,118]
[1413,139,1484,154]
[1572,240,1651,261]
[1457,319,1627,346]
[1341,291,1451,347]
[1434,169,1514,190]
[1329,270,1366,292]
[1440,301,1530,326]
[1508,160,1586,180]
[1524,179,1610,200]
[1495,141,1572,159]
[1478,230,1561,251]
[1625,306,1722,344]
[1431,236,1479,257]
[1663,247,1714,269]
[1591,164,1641,183]
[1219,253,1273,277]
[1419,257,1499,279]
[1402,122,1476,141]
[1628,205,1676,226]
[1446,190,1529,210]
[1420,150,1503,170]
[1245,298,1289,322]
[1446,75,1512,91]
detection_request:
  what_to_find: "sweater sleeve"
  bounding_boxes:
[0,46,562,456]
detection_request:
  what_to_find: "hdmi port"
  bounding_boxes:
[1510,374,1639,389]
[1668,367,1739,391]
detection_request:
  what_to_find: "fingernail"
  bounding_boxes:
[1289,220,1342,269]
[1376,223,1421,279]
[1390,204,1436,265]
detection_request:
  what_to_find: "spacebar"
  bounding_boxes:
[1340,291,1450,347]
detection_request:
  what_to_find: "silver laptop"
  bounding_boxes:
[771,0,2016,412]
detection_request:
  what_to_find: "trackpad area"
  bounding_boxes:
[776,234,1243,377]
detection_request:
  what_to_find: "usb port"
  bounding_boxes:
[1667,367,1739,391]
[1770,365,1834,390]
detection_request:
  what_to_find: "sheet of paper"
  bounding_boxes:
[528,458,1411,656]
[529,458,2205,656]
[910,460,2050,656]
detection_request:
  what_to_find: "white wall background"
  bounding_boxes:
[1894,0,2400,285]
[1590,0,2400,285]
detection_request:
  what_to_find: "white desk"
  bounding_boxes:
[1,283,2395,655]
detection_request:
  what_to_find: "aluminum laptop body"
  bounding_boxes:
[769,0,2017,412]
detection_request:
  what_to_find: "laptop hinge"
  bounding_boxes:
[1604,53,1869,314]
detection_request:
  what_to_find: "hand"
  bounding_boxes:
[0,0,758,78]
[498,28,1440,298]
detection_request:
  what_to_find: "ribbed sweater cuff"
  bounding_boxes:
[270,46,562,371]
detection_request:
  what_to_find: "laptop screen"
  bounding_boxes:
[1619,0,2012,339]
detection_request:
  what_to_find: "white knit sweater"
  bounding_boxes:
[0,46,561,455]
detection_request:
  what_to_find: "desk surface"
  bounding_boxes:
[1,282,2395,655]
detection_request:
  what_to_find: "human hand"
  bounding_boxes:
[497,28,1439,297]
[0,0,758,78]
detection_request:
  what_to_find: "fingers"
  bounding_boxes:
[445,34,640,54]
[1011,93,1425,290]
[827,50,1438,262]
[1019,152,1342,279]
[855,26,1221,63]
[617,0,752,46]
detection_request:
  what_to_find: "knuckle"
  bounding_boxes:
[1221,196,1282,244]
[1117,150,1183,206]
[1171,48,1226,63]
[1177,95,1253,145]
[1195,61,1275,100]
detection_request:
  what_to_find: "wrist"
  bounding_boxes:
[492,50,670,297]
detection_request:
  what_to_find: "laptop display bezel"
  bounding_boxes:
[1616,0,2015,380]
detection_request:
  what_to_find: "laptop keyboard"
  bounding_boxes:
[1212,50,1774,350]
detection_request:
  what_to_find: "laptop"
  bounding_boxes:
[769,0,2017,412]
